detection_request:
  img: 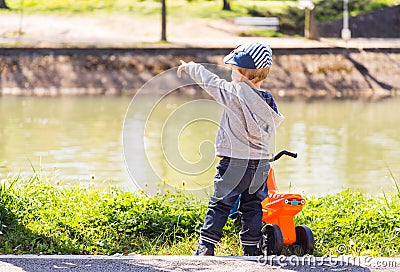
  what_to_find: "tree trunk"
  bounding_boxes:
[304,8,319,40]
[309,8,320,40]
[161,0,167,41]
[222,0,231,11]
[0,0,9,9]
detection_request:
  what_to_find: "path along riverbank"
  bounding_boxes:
[1,255,400,272]
[1,13,399,49]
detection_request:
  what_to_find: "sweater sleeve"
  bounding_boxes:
[184,62,239,107]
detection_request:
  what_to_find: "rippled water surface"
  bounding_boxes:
[1,96,399,196]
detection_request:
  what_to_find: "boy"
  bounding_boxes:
[177,41,284,256]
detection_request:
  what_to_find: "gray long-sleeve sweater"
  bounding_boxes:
[185,62,284,159]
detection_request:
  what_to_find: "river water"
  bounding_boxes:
[0,95,399,196]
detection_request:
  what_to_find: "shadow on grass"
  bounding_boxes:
[0,190,50,254]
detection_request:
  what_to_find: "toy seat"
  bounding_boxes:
[261,168,305,245]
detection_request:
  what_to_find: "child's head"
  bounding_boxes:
[223,41,272,84]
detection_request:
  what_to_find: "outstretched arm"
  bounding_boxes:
[177,60,240,108]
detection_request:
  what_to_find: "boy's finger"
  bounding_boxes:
[177,60,187,77]
[177,66,182,77]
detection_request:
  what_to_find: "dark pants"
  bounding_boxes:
[199,157,269,252]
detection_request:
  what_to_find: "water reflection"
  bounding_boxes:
[0,96,132,188]
[0,96,399,196]
[273,99,400,195]
[124,96,221,195]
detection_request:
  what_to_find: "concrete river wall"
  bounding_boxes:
[0,47,399,99]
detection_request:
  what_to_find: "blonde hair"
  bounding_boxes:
[238,67,271,84]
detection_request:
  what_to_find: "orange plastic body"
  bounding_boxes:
[261,168,305,245]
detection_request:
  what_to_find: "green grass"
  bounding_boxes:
[296,191,400,257]
[1,0,297,18]
[239,29,286,38]
[2,0,398,18]
[1,172,399,256]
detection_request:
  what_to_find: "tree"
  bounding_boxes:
[0,0,9,9]
[304,7,320,40]
[161,0,167,41]
[298,1,319,40]
[222,0,231,11]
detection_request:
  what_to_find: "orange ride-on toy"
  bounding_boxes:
[259,150,314,256]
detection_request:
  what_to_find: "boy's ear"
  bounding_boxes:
[236,67,246,76]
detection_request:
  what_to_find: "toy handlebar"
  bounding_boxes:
[268,150,297,162]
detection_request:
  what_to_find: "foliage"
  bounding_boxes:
[313,0,396,21]
[2,0,398,37]
[257,0,399,35]
[1,173,399,256]
[296,190,400,257]
[0,173,240,255]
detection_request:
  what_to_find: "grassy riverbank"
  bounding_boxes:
[1,174,399,256]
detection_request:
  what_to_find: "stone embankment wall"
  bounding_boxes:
[0,48,399,99]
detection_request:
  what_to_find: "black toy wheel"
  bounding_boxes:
[259,224,283,255]
[293,225,314,256]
